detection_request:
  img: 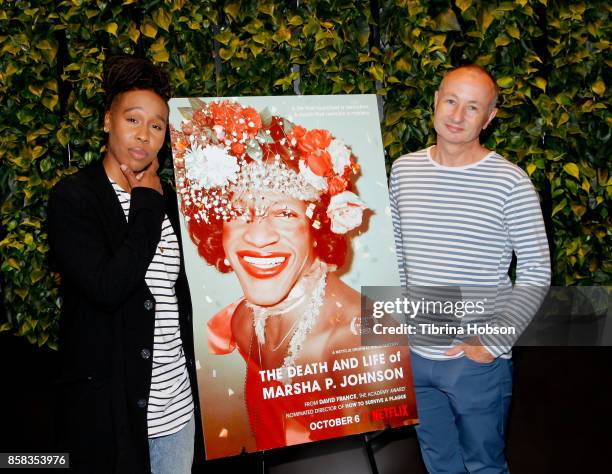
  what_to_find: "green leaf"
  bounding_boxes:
[455,0,472,12]
[31,146,45,160]
[5,62,18,76]
[526,163,536,176]
[141,20,158,38]
[252,33,267,45]
[591,80,605,96]
[38,333,50,347]
[436,9,461,32]
[40,157,53,173]
[395,57,410,72]
[571,204,586,218]
[15,288,28,300]
[368,65,384,82]
[303,18,319,37]
[273,27,292,44]
[128,23,140,43]
[258,3,275,16]
[533,77,547,92]
[224,3,240,21]
[57,128,69,147]
[219,48,233,60]
[215,30,233,45]
[105,22,118,36]
[249,43,263,57]
[563,163,580,180]
[384,111,406,126]
[597,169,608,186]
[552,198,567,217]
[495,35,511,47]
[35,39,57,63]
[287,15,303,26]
[153,8,172,32]
[31,269,46,284]
[42,94,58,111]
[152,50,169,63]
[28,84,44,97]
[581,180,590,193]
[496,76,514,88]
[506,24,520,39]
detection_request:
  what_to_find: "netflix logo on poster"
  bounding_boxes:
[370,404,410,422]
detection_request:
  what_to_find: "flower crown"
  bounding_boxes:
[171,99,368,234]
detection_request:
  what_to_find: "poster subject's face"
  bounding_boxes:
[222,191,316,306]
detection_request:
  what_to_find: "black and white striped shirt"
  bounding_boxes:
[111,181,194,438]
[389,147,550,359]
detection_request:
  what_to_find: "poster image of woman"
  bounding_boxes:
[169,97,417,459]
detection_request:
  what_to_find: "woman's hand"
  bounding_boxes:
[120,157,163,194]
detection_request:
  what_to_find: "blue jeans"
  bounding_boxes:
[412,352,513,474]
[148,413,195,474]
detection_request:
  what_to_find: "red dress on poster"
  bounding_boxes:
[207,300,348,450]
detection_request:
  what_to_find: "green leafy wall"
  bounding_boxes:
[0,0,610,349]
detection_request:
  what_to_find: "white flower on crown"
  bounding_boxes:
[184,144,240,190]
[326,191,368,234]
[328,138,351,175]
[298,160,328,192]
[212,125,225,141]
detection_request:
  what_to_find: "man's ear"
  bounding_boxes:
[482,107,498,130]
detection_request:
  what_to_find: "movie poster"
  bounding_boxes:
[168,95,418,460]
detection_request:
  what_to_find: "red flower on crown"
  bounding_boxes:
[288,126,334,176]
[209,101,262,140]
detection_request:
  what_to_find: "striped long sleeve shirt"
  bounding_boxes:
[111,181,194,438]
[389,147,551,359]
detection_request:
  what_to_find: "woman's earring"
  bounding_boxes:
[223,258,231,267]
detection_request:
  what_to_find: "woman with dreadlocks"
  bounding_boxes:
[48,55,201,473]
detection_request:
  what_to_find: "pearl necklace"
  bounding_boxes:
[247,260,329,371]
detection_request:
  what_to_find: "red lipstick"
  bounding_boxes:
[236,250,290,278]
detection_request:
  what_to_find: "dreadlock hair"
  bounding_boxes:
[102,55,171,111]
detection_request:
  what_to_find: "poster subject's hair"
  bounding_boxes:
[187,180,349,274]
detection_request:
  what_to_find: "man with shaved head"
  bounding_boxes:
[390,65,550,472]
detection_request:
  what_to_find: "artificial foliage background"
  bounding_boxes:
[0,0,609,349]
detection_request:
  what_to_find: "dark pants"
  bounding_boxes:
[412,352,513,474]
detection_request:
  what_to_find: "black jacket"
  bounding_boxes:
[48,161,203,473]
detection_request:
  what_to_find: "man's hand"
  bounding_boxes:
[445,336,495,363]
[120,158,162,195]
